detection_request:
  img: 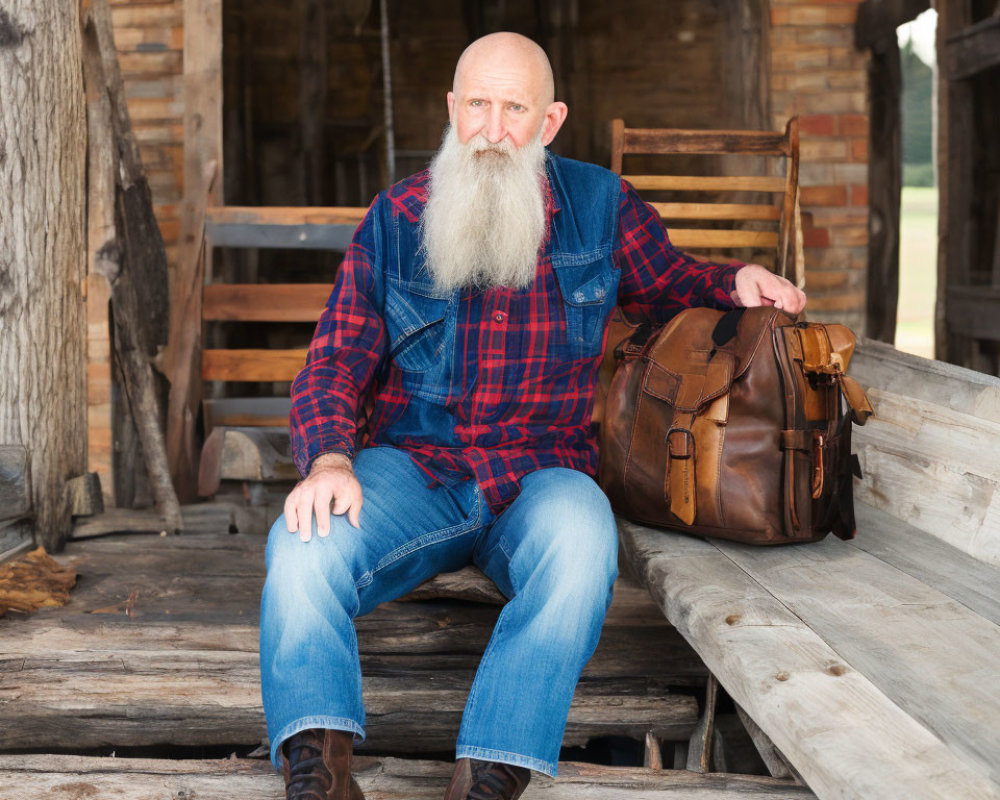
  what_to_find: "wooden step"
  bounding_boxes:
[0,532,707,753]
[0,755,817,799]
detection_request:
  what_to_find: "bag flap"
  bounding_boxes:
[640,307,778,411]
[640,308,757,411]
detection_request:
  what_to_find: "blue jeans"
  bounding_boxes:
[259,445,618,776]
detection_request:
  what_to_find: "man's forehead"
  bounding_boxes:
[456,69,538,102]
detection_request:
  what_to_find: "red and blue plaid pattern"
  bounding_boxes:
[291,171,740,513]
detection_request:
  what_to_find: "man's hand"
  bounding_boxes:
[732,264,807,315]
[284,452,363,542]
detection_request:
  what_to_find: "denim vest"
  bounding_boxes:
[371,152,621,447]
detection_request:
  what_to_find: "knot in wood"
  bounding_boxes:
[725,614,741,625]
[827,664,847,676]
[775,671,790,682]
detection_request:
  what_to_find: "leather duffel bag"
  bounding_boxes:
[598,306,873,545]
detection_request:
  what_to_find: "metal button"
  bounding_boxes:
[494,311,506,323]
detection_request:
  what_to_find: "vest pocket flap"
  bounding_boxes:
[384,284,451,369]
[551,253,615,306]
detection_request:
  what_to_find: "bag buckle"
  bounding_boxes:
[667,428,694,459]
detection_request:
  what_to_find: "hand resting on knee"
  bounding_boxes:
[283,452,364,541]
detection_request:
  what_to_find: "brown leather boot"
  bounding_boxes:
[443,758,531,800]
[280,728,365,800]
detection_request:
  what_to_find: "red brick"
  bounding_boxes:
[851,138,868,161]
[801,139,849,162]
[801,185,848,206]
[839,114,869,136]
[803,226,831,248]
[850,184,869,206]
[799,115,836,136]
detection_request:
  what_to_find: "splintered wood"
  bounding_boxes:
[0,548,77,616]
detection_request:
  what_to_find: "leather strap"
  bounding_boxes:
[839,375,873,425]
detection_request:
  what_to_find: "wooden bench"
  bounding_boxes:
[617,340,1000,798]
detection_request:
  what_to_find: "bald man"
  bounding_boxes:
[261,32,807,800]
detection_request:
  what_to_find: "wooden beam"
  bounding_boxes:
[81,0,182,532]
[202,397,292,433]
[650,203,781,222]
[667,230,779,250]
[624,175,788,193]
[623,129,792,156]
[201,349,307,382]
[864,25,903,343]
[202,284,331,322]
[855,0,930,49]
[165,0,223,502]
[946,16,1000,80]
[945,286,1000,340]
[206,206,367,226]
[0,755,818,799]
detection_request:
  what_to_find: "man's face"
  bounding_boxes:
[446,49,566,150]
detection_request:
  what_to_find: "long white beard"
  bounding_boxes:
[421,125,547,292]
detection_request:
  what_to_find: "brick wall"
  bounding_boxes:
[89,0,184,501]
[769,0,870,331]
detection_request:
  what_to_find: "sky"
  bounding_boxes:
[898,8,938,67]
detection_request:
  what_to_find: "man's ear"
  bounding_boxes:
[540,101,568,147]
[446,91,456,125]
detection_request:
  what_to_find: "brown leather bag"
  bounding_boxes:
[598,306,873,545]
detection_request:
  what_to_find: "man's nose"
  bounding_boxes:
[483,107,506,144]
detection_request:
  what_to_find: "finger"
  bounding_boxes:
[313,485,334,537]
[738,277,762,307]
[347,486,364,529]
[284,488,299,533]
[331,488,351,518]
[297,488,315,542]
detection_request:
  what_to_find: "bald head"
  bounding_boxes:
[454,32,555,105]
[446,32,568,149]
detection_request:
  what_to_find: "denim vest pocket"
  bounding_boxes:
[384,281,457,404]
[551,248,619,359]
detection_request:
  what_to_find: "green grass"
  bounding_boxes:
[895,186,938,358]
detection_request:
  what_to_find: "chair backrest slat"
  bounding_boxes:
[610,118,802,285]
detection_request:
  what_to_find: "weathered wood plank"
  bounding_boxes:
[852,503,1000,625]
[850,339,1000,420]
[662,229,779,250]
[203,397,292,432]
[713,534,1000,784]
[946,15,1000,80]
[0,755,817,800]
[651,202,781,222]
[624,175,787,193]
[623,128,792,156]
[851,388,1000,565]
[619,520,1000,800]
[0,655,698,751]
[202,348,306,382]
[202,283,331,321]
[206,206,367,226]
[71,504,236,539]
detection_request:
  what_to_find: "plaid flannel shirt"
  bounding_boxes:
[290,170,740,513]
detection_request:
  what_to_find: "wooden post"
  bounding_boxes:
[81,0,183,533]
[300,0,328,204]
[856,0,931,343]
[0,0,87,552]
[165,0,224,501]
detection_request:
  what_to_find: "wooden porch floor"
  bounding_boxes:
[0,512,814,797]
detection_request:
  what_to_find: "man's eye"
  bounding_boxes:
[509,104,525,112]
[470,100,484,107]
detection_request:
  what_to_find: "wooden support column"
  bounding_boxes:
[300,0,328,204]
[166,0,223,501]
[81,0,182,532]
[857,0,930,343]
[935,0,974,365]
